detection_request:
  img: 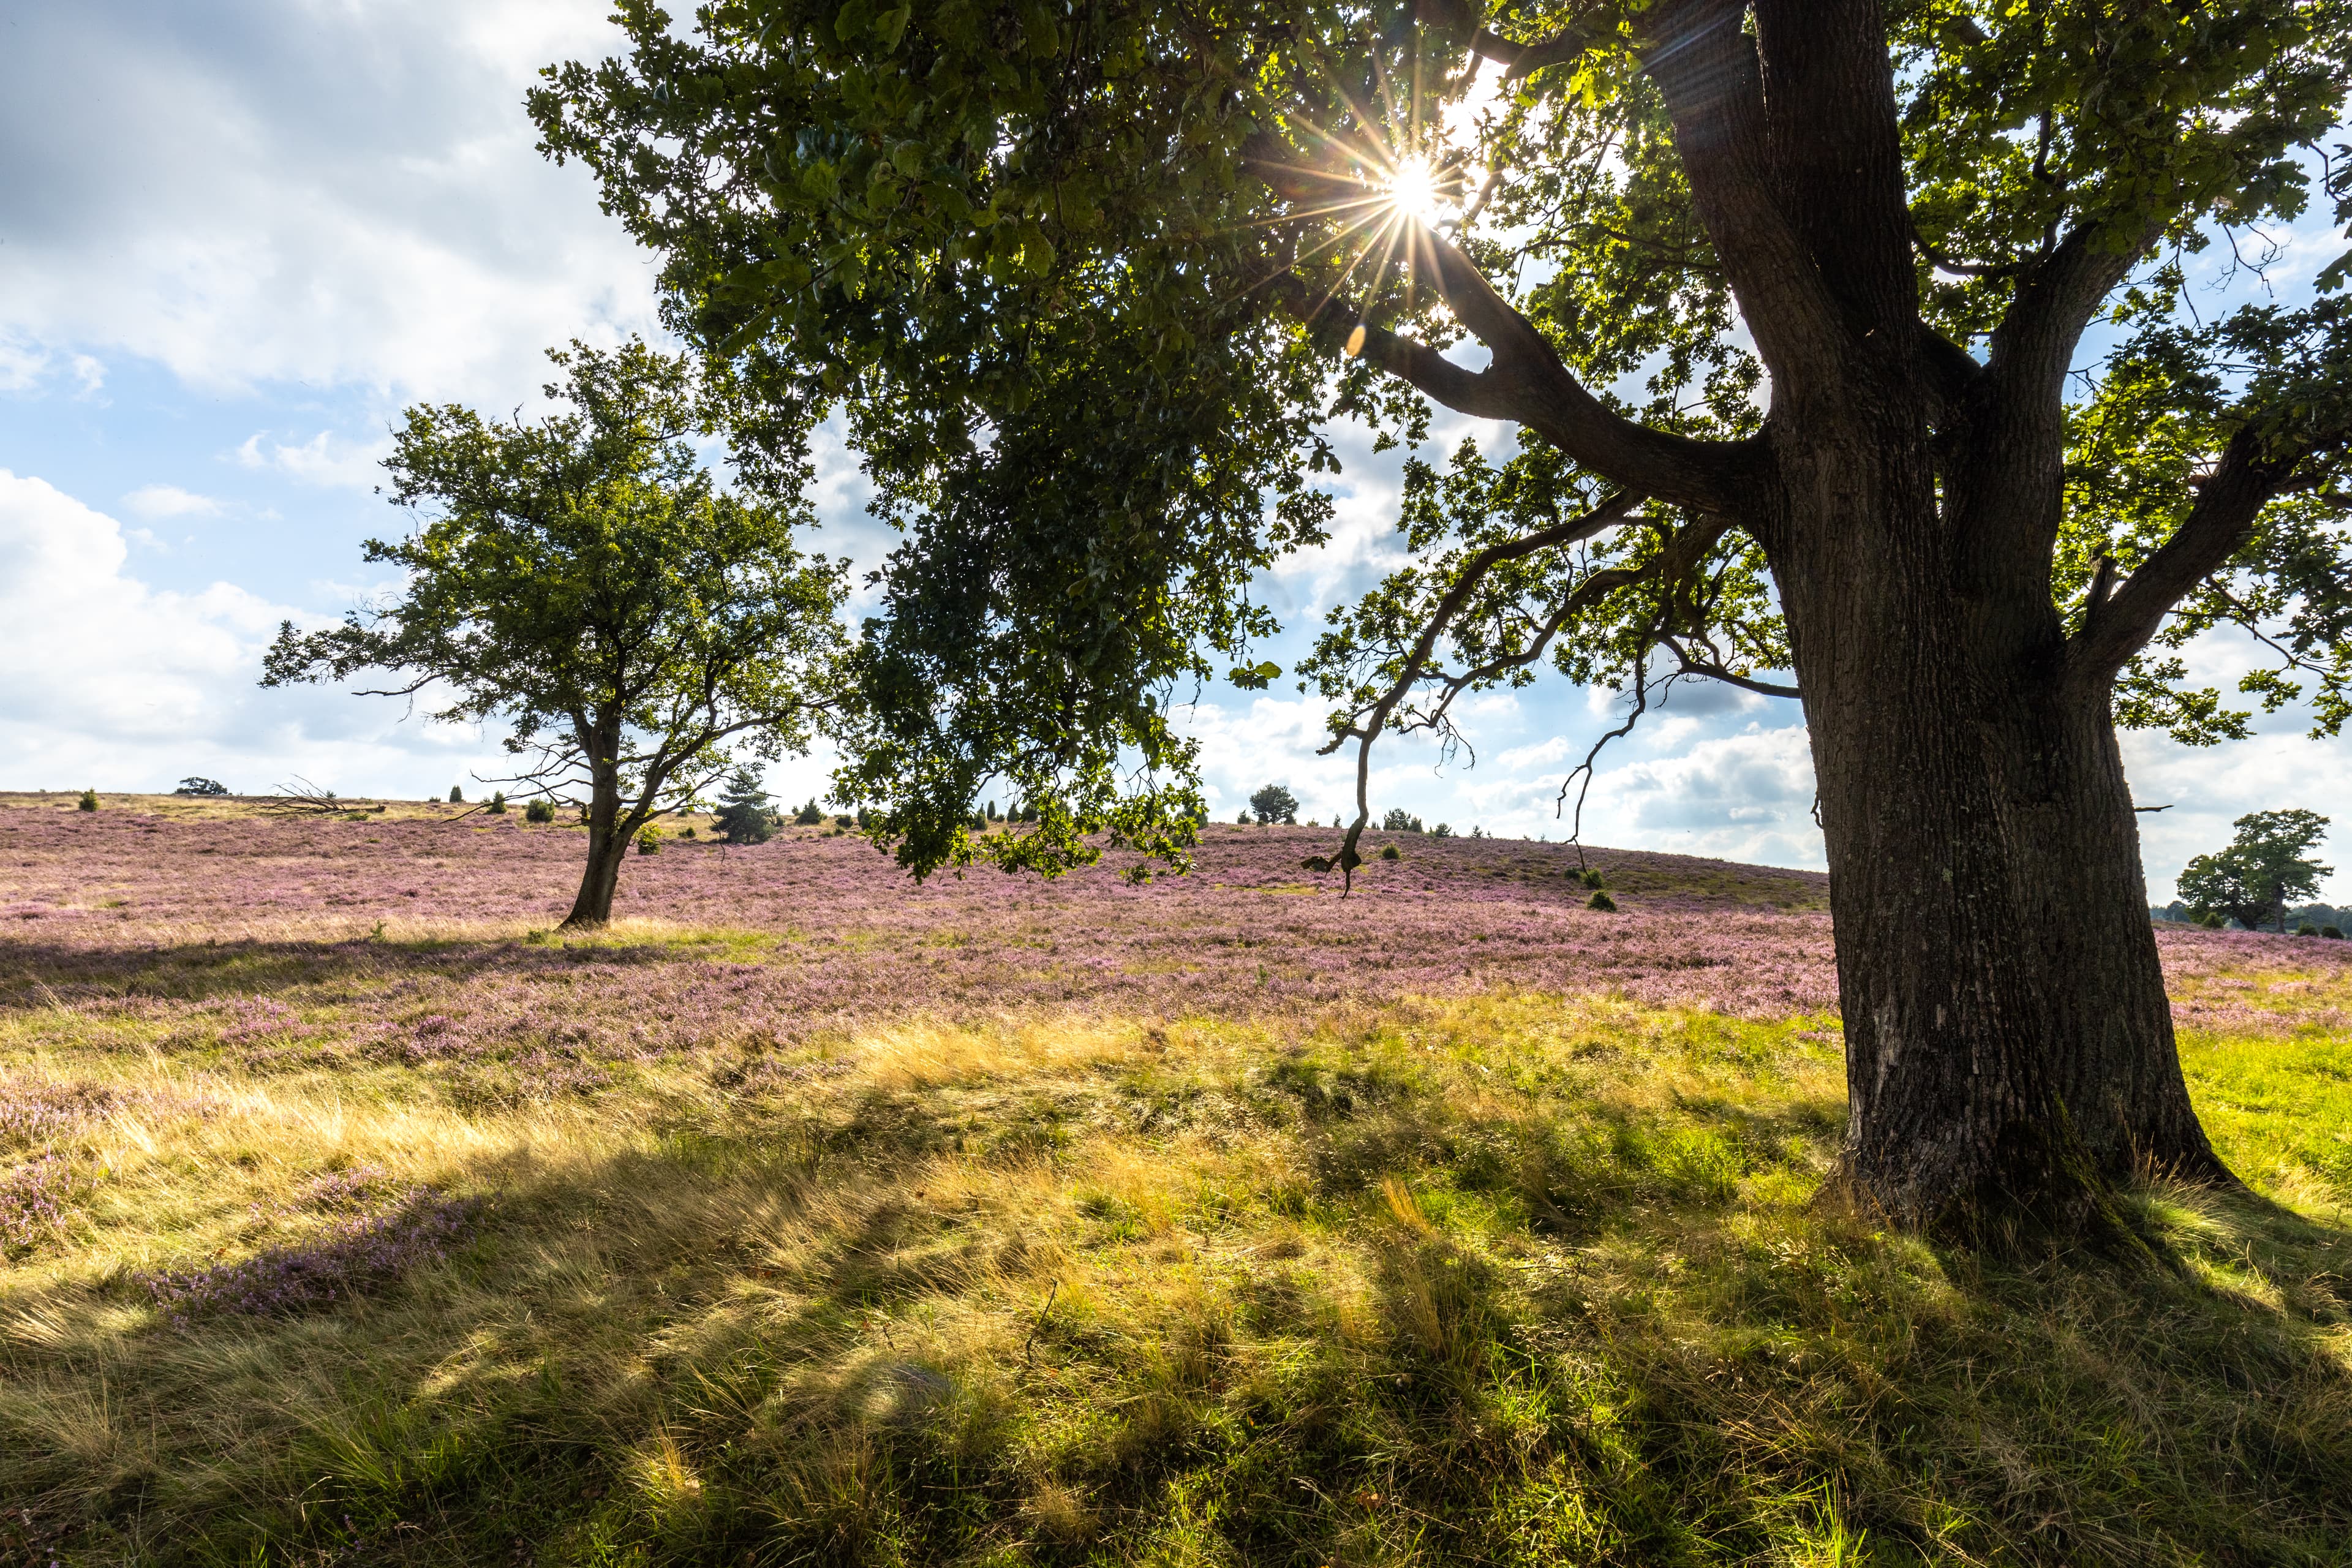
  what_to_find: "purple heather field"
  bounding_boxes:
[1,799,2345,1062]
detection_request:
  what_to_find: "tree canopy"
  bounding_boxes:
[263,338,845,926]
[2177,809,2334,931]
[534,0,2352,870]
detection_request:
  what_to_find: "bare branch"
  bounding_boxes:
[1302,503,1754,891]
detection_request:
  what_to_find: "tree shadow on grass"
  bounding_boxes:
[0,932,706,1012]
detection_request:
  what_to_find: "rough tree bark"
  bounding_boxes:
[561,712,636,930]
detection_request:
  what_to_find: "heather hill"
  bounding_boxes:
[3,794,2351,1564]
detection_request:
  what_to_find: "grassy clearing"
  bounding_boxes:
[4,968,2350,1566]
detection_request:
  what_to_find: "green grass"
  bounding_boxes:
[4,982,2350,1565]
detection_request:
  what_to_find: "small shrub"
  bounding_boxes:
[2298,922,2320,937]
[448,785,464,803]
[2325,925,2345,939]
[1381,843,1401,861]
[523,797,556,824]
[77,789,98,812]
[486,791,507,815]
[174,777,228,796]
[636,826,661,855]
[1431,822,1453,839]
[681,824,697,839]
[794,799,826,826]
[834,813,854,828]
[1586,891,1617,912]
[1574,867,1607,890]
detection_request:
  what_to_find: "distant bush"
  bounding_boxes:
[175,777,228,797]
[712,767,776,845]
[834,813,854,828]
[2298,922,2320,937]
[448,786,463,803]
[1430,823,1453,839]
[2326,926,2345,939]
[793,799,826,826]
[524,797,556,824]
[636,826,660,855]
[1574,867,1607,890]
[1379,843,1401,862]
[77,790,97,812]
[486,791,508,815]
[1382,808,1423,832]
[1587,890,1617,912]
[682,824,696,839]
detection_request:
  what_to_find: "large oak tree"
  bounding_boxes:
[535,1,2352,1234]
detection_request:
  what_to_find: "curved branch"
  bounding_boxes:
[1990,219,2164,401]
[2067,423,2303,684]
[1415,0,1608,81]
[1662,638,1801,698]
[1256,266,1749,513]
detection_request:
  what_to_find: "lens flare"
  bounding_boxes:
[1385,156,1446,225]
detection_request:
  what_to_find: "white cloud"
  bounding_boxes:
[0,469,284,741]
[0,0,659,405]
[0,470,512,797]
[236,431,391,491]
[121,484,223,520]
[1597,723,1822,865]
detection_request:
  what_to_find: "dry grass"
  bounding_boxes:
[3,974,2350,1564]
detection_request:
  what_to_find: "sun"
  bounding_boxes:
[1384,156,1446,226]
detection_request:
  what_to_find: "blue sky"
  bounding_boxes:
[1,0,2343,900]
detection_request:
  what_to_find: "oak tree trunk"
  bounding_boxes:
[561,717,631,930]
[1768,405,2228,1235]
[564,826,629,929]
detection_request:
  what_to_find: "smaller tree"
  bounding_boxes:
[1250,784,1299,826]
[174,777,228,797]
[2179,811,2334,933]
[711,765,775,846]
[1382,808,1423,834]
[263,339,845,928]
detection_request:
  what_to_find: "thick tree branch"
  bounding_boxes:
[1257,262,1749,513]
[1634,0,1849,396]
[1990,219,2164,401]
[1413,0,1607,81]
[1752,0,1919,337]
[2068,424,2301,683]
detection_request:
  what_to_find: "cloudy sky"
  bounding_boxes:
[1,0,2343,900]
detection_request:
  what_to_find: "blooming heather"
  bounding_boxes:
[1,803,2344,1078]
[0,1152,75,1253]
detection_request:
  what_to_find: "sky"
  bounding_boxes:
[0,0,2343,901]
